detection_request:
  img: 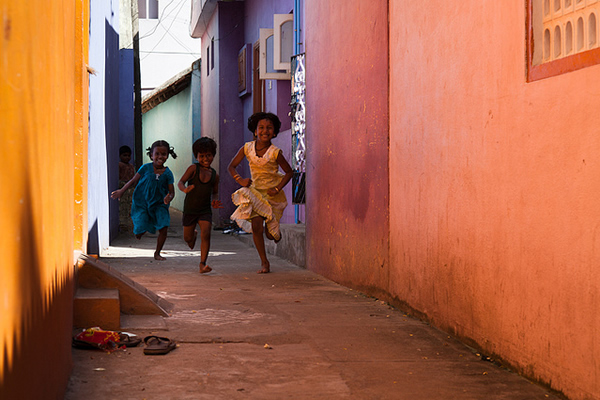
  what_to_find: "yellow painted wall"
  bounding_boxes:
[0,0,88,398]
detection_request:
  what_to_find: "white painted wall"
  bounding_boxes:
[139,0,201,96]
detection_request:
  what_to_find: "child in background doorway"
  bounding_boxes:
[178,137,222,273]
[119,145,135,182]
[111,140,177,260]
[118,145,135,232]
[228,112,293,274]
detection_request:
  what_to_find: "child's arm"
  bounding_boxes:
[267,150,293,197]
[211,173,223,209]
[164,184,175,205]
[111,173,141,199]
[178,164,196,193]
[227,146,252,187]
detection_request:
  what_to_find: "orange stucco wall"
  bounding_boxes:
[389,2,599,399]
[0,1,88,398]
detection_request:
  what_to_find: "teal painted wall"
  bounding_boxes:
[142,85,194,212]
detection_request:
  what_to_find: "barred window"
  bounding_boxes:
[527,0,600,80]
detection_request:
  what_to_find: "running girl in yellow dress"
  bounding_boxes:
[228,112,293,273]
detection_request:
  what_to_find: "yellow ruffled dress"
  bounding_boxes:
[231,142,288,241]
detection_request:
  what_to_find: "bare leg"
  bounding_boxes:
[198,220,212,273]
[154,227,168,260]
[251,216,270,273]
[264,224,281,243]
[183,225,197,250]
[265,228,274,241]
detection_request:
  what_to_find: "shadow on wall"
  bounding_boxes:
[88,219,99,255]
[106,19,120,244]
[1,183,74,399]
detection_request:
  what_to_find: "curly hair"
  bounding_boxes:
[192,137,217,157]
[247,112,281,138]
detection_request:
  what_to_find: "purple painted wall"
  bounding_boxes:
[200,2,245,223]
[200,0,298,224]
[217,2,246,221]
[241,0,296,223]
[305,0,390,292]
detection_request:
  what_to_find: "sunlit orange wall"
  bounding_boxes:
[390,2,599,399]
[0,0,88,398]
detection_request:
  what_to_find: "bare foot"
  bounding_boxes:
[199,263,212,274]
[187,231,197,250]
[135,233,144,240]
[154,252,166,261]
[257,268,270,274]
[257,261,270,274]
[265,230,281,244]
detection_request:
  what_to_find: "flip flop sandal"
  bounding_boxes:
[117,332,141,347]
[143,335,176,355]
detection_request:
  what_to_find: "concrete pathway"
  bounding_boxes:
[65,212,564,400]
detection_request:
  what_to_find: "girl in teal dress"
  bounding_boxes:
[112,140,177,260]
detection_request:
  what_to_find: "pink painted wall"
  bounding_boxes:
[389,2,600,399]
[305,0,389,293]
[305,0,599,398]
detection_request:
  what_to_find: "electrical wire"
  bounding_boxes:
[138,0,181,41]
[124,0,182,48]
[141,0,194,61]
[135,1,245,61]
[163,22,198,54]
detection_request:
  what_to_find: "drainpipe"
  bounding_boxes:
[294,0,301,54]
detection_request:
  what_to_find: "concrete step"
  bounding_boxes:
[73,288,120,331]
[120,314,167,330]
[76,254,173,316]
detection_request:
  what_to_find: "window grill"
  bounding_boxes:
[290,53,306,205]
[528,0,600,80]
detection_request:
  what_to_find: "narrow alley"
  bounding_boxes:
[4,1,600,399]
[65,211,563,400]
